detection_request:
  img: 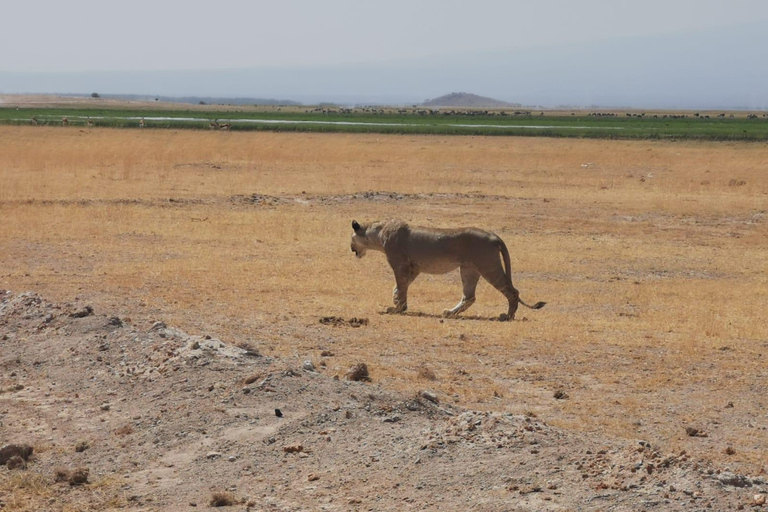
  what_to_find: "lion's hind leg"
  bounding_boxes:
[443,267,480,318]
[478,265,520,321]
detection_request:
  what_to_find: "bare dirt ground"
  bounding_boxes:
[1,126,767,510]
[2,290,765,511]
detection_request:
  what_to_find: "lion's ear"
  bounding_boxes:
[352,220,362,233]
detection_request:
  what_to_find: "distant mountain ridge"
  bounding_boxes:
[421,92,517,108]
[1,23,766,109]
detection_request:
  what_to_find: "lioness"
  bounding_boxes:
[350,219,545,321]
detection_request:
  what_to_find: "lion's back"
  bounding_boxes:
[392,226,502,274]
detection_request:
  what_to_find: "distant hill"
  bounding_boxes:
[421,92,517,108]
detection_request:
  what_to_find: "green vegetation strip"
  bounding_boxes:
[2,107,768,140]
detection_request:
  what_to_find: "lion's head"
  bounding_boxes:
[350,220,368,258]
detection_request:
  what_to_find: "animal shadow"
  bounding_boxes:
[378,310,527,322]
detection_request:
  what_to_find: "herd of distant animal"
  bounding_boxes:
[26,110,767,129]
[27,117,232,129]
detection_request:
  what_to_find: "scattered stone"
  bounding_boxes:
[237,341,260,357]
[190,340,201,350]
[345,363,370,382]
[274,409,283,418]
[717,472,752,488]
[553,389,569,400]
[151,321,167,330]
[685,426,707,437]
[308,473,320,482]
[0,444,33,465]
[206,452,222,459]
[754,494,766,506]
[100,403,111,411]
[320,350,334,357]
[302,360,316,372]
[69,306,93,318]
[75,440,90,453]
[243,374,262,385]
[420,390,439,403]
[282,444,303,454]
[107,316,123,327]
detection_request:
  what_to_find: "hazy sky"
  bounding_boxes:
[3,0,768,73]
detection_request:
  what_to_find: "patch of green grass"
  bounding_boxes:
[2,106,767,140]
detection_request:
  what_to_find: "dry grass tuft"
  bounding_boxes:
[417,365,437,381]
[210,491,235,507]
[54,467,71,482]
[67,467,89,486]
[345,363,371,382]
[113,425,134,437]
[0,444,33,465]
[0,470,53,511]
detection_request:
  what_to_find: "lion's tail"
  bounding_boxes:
[498,238,546,311]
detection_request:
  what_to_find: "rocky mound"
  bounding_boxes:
[1,290,765,510]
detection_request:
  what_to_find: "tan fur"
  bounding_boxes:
[350,219,545,321]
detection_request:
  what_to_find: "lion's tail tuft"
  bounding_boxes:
[520,300,546,310]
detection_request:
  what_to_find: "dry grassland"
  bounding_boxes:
[1,126,767,473]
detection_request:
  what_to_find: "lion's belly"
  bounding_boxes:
[411,253,462,275]
[417,260,460,274]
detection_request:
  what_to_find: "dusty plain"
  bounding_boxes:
[1,125,767,510]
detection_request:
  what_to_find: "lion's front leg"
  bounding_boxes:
[386,265,417,314]
[387,285,407,314]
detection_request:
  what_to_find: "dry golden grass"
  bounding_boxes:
[1,126,767,473]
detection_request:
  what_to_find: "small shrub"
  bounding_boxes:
[210,492,235,507]
[417,365,437,381]
[345,363,370,382]
[54,468,71,482]
[113,425,134,436]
